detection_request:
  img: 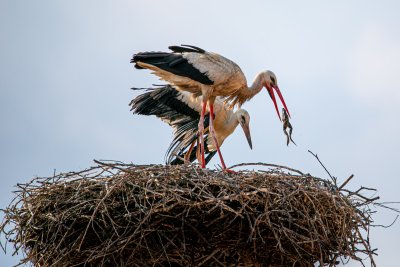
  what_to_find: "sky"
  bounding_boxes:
[1,1,400,266]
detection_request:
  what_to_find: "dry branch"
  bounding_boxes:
[1,162,381,266]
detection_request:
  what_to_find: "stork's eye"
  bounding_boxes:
[271,77,276,84]
[241,115,246,124]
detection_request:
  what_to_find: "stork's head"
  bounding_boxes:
[262,70,290,121]
[235,109,252,149]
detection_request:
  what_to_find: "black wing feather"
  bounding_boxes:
[168,44,206,54]
[130,85,215,165]
[170,141,217,165]
[131,45,213,85]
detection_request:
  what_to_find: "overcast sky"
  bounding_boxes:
[1,1,399,266]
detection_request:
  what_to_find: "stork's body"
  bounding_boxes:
[130,85,252,168]
[132,45,290,169]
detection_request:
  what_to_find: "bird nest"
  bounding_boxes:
[1,161,379,267]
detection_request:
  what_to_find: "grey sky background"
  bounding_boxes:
[1,1,399,266]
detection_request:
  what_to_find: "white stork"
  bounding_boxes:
[129,85,252,170]
[131,45,290,168]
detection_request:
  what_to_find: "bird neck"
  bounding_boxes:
[228,113,240,130]
[247,72,265,97]
[225,72,265,108]
[229,72,265,107]
[215,108,239,134]
[207,110,238,151]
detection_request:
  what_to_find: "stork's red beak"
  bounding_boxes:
[266,85,290,121]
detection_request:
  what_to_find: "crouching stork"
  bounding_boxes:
[129,85,252,170]
[131,44,290,168]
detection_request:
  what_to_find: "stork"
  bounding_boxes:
[131,45,290,168]
[130,85,252,170]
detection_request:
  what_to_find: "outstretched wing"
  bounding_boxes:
[131,45,214,86]
[129,85,216,164]
[131,45,246,94]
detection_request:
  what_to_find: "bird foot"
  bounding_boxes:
[223,168,238,174]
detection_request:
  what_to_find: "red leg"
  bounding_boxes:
[195,138,202,164]
[198,101,207,168]
[209,103,234,172]
[184,140,196,163]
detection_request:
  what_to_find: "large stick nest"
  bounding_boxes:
[1,162,379,266]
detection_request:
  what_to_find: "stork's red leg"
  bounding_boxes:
[195,138,202,164]
[198,101,207,168]
[209,103,235,172]
[184,139,196,163]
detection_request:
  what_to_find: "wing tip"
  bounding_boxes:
[168,45,206,54]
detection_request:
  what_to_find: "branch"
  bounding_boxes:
[338,174,354,190]
[228,162,304,175]
[308,150,335,183]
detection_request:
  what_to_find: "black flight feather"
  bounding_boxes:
[132,46,213,85]
[170,143,216,165]
[130,85,216,165]
[168,44,206,54]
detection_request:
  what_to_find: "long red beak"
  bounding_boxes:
[266,85,290,121]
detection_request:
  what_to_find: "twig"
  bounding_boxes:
[228,162,304,175]
[338,174,354,190]
[371,215,399,228]
[308,150,335,183]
